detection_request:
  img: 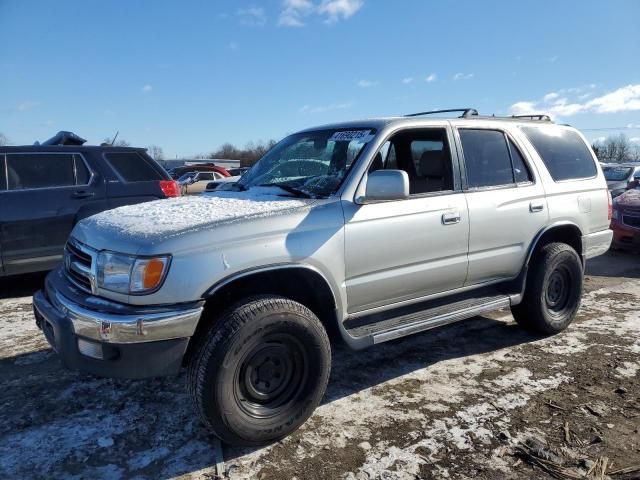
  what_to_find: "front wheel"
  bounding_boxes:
[511,242,583,335]
[188,296,331,446]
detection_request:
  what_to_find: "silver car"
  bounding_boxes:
[33,109,612,446]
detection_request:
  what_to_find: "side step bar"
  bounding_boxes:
[344,290,513,345]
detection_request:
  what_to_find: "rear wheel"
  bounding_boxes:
[188,296,331,446]
[511,242,583,335]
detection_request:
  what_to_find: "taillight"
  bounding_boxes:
[607,190,612,221]
[159,180,180,197]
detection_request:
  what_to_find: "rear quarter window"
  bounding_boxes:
[521,127,596,181]
[104,152,164,182]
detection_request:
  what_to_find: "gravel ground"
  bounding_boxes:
[0,251,639,479]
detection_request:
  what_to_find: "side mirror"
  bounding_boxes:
[361,170,409,203]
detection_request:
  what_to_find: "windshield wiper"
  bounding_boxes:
[257,183,312,198]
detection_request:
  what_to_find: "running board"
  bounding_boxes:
[344,290,512,345]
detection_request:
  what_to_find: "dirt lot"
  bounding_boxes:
[1,251,639,479]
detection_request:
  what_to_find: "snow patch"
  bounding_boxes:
[86,189,313,238]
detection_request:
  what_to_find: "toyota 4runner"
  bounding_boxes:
[33,109,613,446]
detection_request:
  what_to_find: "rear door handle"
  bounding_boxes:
[442,212,461,225]
[529,202,544,213]
[72,191,95,199]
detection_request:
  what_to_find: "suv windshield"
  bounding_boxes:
[238,128,375,197]
[603,166,633,182]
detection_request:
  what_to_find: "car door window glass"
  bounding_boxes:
[74,154,91,185]
[507,139,533,184]
[369,129,454,195]
[459,129,514,188]
[7,153,75,190]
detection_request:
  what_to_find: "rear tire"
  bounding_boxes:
[188,295,331,446]
[511,242,583,335]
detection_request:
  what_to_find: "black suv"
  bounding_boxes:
[0,132,179,276]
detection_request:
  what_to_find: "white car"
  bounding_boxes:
[203,175,241,194]
[179,171,226,195]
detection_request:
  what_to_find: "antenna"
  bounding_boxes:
[110,131,119,146]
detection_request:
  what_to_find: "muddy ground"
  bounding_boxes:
[0,251,639,479]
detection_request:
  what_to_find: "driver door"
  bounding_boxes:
[343,126,469,313]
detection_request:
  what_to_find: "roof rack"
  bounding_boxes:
[510,114,552,122]
[404,108,479,118]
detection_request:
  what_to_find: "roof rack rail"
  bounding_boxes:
[510,114,552,122]
[404,108,479,118]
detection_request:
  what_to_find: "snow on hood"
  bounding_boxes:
[85,188,313,238]
[615,188,640,206]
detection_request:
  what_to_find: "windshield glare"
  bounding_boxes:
[239,128,375,197]
[603,166,632,182]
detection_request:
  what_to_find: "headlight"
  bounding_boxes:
[97,251,170,294]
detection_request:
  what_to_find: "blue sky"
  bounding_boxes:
[1,0,639,158]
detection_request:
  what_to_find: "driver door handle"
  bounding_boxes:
[442,212,461,225]
[529,202,544,213]
[72,191,95,199]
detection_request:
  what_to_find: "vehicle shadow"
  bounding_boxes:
[0,272,46,299]
[0,313,539,478]
[585,249,640,279]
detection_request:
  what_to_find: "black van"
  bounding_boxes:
[0,133,179,276]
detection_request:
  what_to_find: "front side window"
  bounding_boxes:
[238,128,374,197]
[7,153,75,190]
[459,129,514,188]
[521,126,597,181]
[368,128,454,195]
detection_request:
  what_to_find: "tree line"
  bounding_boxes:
[591,134,640,164]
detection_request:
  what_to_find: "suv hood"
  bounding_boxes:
[615,188,640,207]
[73,188,317,253]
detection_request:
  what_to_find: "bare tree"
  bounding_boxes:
[103,136,131,147]
[208,139,278,167]
[592,134,634,163]
[147,145,164,160]
[0,133,9,146]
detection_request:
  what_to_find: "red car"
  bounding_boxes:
[611,187,640,251]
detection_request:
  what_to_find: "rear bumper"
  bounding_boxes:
[32,269,203,379]
[582,229,613,259]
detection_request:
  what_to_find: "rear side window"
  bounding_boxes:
[507,139,533,184]
[459,129,514,188]
[104,152,164,182]
[74,154,91,184]
[521,127,596,181]
[6,153,75,190]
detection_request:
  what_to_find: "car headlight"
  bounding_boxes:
[611,208,619,220]
[97,251,171,294]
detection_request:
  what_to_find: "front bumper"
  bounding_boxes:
[611,220,640,251]
[33,269,203,379]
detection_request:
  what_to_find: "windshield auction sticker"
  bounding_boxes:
[330,130,373,142]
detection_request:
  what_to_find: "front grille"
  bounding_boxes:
[64,239,96,293]
[623,215,640,229]
[623,206,640,216]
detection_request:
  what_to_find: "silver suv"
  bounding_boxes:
[33,109,613,446]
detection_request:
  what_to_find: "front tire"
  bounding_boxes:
[188,296,331,446]
[511,242,583,335]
